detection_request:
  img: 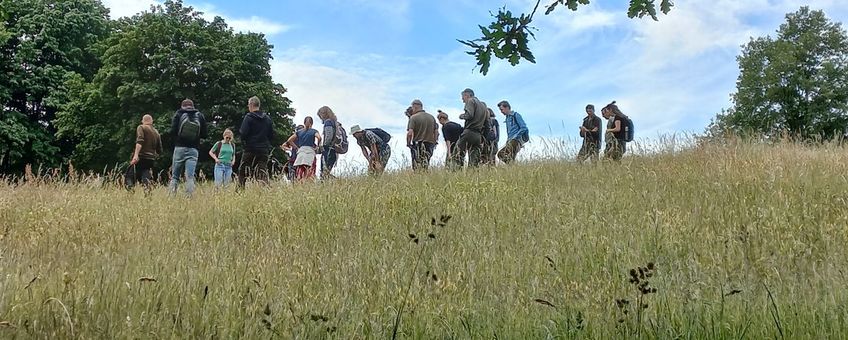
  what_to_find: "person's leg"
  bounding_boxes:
[576,140,590,163]
[321,147,337,178]
[424,143,435,169]
[169,147,185,194]
[184,148,198,196]
[214,163,224,188]
[491,141,499,165]
[463,131,483,167]
[225,164,234,186]
[238,151,256,189]
[590,142,600,163]
[254,152,269,185]
[137,159,154,194]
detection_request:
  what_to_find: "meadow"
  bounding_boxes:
[1,141,847,339]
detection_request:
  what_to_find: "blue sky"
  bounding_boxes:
[103,0,848,170]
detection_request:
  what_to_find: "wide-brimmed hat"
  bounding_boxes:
[349,125,363,134]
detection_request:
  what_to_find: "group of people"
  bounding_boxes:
[125,89,632,195]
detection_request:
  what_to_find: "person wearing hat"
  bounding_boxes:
[351,125,391,175]
[168,98,207,197]
[406,99,438,171]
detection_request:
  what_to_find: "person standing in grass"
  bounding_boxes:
[285,116,321,182]
[317,106,340,179]
[577,104,602,163]
[130,114,162,193]
[209,128,236,189]
[238,96,274,188]
[437,110,464,169]
[169,99,207,197]
[496,100,529,164]
[603,101,627,161]
[351,125,391,175]
[455,88,489,168]
[481,108,500,166]
[407,99,439,171]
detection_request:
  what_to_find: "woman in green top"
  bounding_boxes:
[209,128,236,188]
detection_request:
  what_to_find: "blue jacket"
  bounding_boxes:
[505,111,529,142]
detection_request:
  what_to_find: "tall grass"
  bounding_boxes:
[1,140,847,338]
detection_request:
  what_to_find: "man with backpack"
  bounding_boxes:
[480,108,500,166]
[437,110,464,169]
[129,114,162,194]
[407,99,438,170]
[577,104,602,163]
[238,96,275,188]
[496,100,529,164]
[169,99,207,196]
[350,125,392,175]
[456,88,489,168]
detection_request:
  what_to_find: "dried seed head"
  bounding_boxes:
[647,262,655,270]
[408,233,416,239]
[630,269,638,278]
[263,303,271,316]
[428,233,435,239]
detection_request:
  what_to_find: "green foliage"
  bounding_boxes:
[0,0,110,172]
[55,0,294,171]
[709,7,848,140]
[463,0,673,75]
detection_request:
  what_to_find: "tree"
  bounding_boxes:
[56,0,294,172]
[0,0,110,173]
[708,7,848,141]
[461,0,674,75]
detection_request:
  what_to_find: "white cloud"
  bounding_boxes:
[101,0,158,19]
[101,0,290,36]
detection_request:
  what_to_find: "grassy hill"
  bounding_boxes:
[1,142,847,338]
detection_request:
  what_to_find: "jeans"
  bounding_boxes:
[321,146,337,178]
[169,147,198,196]
[214,163,233,188]
[239,151,269,188]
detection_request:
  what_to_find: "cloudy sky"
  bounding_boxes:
[102,0,848,169]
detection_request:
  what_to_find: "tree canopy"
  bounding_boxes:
[708,7,848,141]
[461,0,674,75]
[0,0,294,174]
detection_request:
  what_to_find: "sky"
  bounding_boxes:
[101,0,848,171]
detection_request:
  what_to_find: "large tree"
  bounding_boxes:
[0,0,110,173]
[708,7,848,140]
[461,0,674,75]
[56,0,294,172]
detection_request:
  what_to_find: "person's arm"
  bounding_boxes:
[590,117,600,132]
[231,143,237,166]
[433,121,440,143]
[209,142,220,163]
[608,119,621,133]
[360,145,370,161]
[156,132,163,154]
[406,128,414,147]
[515,113,528,135]
[460,100,474,120]
[131,126,144,164]
[315,131,322,147]
[240,114,250,143]
[170,113,180,138]
[445,141,453,158]
[322,122,335,147]
[370,144,380,162]
[284,134,297,149]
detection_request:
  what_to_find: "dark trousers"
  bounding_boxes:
[239,151,269,188]
[497,139,522,164]
[455,130,483,168]
[481,139,498,165]
[604,139,627,161]
[576,139,600,163]
[411,142,435,170]
[131,158,155,193]
[321,146,337,178]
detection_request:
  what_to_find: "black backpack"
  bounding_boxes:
[619,114,634,142]
[178,112,201,140]
[366,128,392,145]
[333,122,349,154]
